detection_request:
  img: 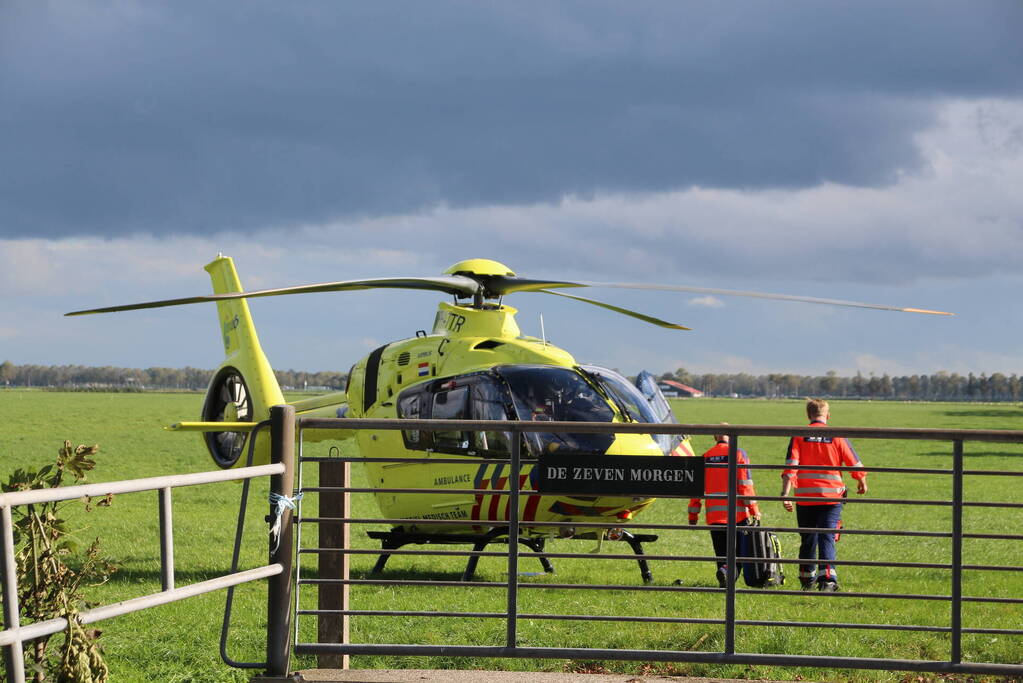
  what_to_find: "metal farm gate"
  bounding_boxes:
[280,407,1023,679]
[4,405,1022,681]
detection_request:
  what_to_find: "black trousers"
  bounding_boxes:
[709,518,753,573]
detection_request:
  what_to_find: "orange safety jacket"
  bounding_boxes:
[783,421,866,506]
[688,441,760,524]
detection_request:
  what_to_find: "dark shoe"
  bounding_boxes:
[715,568,727,588]
[800,579,816,591]
[818,580,840,592]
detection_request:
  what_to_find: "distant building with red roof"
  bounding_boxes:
[657,379,704,398]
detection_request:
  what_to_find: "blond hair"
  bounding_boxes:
[806,398,829,421]
[714,422,729,443]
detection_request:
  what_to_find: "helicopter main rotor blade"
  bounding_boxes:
[517,279,951,316]
[533,289,691,330]
[65,275,480,316]
[577,281,953,315]
[483,274,951,315]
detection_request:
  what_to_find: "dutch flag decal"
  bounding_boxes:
[418,362,430,377]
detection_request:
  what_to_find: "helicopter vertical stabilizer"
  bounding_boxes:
[200,255,285,467]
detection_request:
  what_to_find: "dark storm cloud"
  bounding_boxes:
[1,1,1021,238]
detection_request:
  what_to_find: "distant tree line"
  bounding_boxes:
[0,362,346,392]
[661,368,1023,402]
[3,361,1022,401]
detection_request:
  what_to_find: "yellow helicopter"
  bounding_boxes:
[66,255,950,545]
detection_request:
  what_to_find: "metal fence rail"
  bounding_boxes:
[289,416,1023,678]
[0,406,297,683]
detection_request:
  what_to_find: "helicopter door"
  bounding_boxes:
[468,375,513,458]
[395,374,515,525]
[397,373,514,457]
[396,376,485,454]
[426,375,515,457]
[430,381,472,453]
[397,386,428,449]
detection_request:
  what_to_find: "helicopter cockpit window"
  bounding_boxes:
[495,365,615,456]
[431,384,470,451]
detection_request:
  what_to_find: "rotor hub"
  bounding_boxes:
[443,259,516,306]
[443,258,516,278]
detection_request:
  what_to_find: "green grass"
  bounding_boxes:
[2,391,1022,681]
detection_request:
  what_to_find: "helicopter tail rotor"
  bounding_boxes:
[201,366,255,468]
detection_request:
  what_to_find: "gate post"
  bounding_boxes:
[950,438,964,664]
[266,405,296,677]
[2,504,26,683]
[724,435,738,655]
[158,487,175,591]
[505,432,522,650]
[317,459,350,669]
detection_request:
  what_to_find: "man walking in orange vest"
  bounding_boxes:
[689,426,760,587]
[781,399,868,591]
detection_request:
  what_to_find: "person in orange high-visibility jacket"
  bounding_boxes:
[688,428,761,587]
[780,399,868,592]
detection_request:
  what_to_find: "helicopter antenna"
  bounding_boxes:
[540,313,547,346]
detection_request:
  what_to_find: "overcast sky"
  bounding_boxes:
[2,1,1022,378]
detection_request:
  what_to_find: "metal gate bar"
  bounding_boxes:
[297,609,1023,635]
[951,438,964,663]
[299,516,1023,540]
[299,577,1023,604]
[506,432,522,649]
[294,643,1022,677]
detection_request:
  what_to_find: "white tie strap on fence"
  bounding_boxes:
[269,492,303,554]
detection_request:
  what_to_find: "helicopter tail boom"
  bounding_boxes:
[200,255,285,467]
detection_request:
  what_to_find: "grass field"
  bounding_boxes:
[1,390,1021,682]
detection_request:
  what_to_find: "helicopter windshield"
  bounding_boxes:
[582,366,684,457]
[580,366,658,423]
[494,365,615,456]
[634,370,674,423]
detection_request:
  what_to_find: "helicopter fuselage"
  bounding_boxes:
[344,301,690,535]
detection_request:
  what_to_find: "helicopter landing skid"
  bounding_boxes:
[366,527,554,581]
[564,529,657,584]
[366,527,657,584]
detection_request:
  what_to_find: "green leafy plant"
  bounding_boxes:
[3,441,117,682]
